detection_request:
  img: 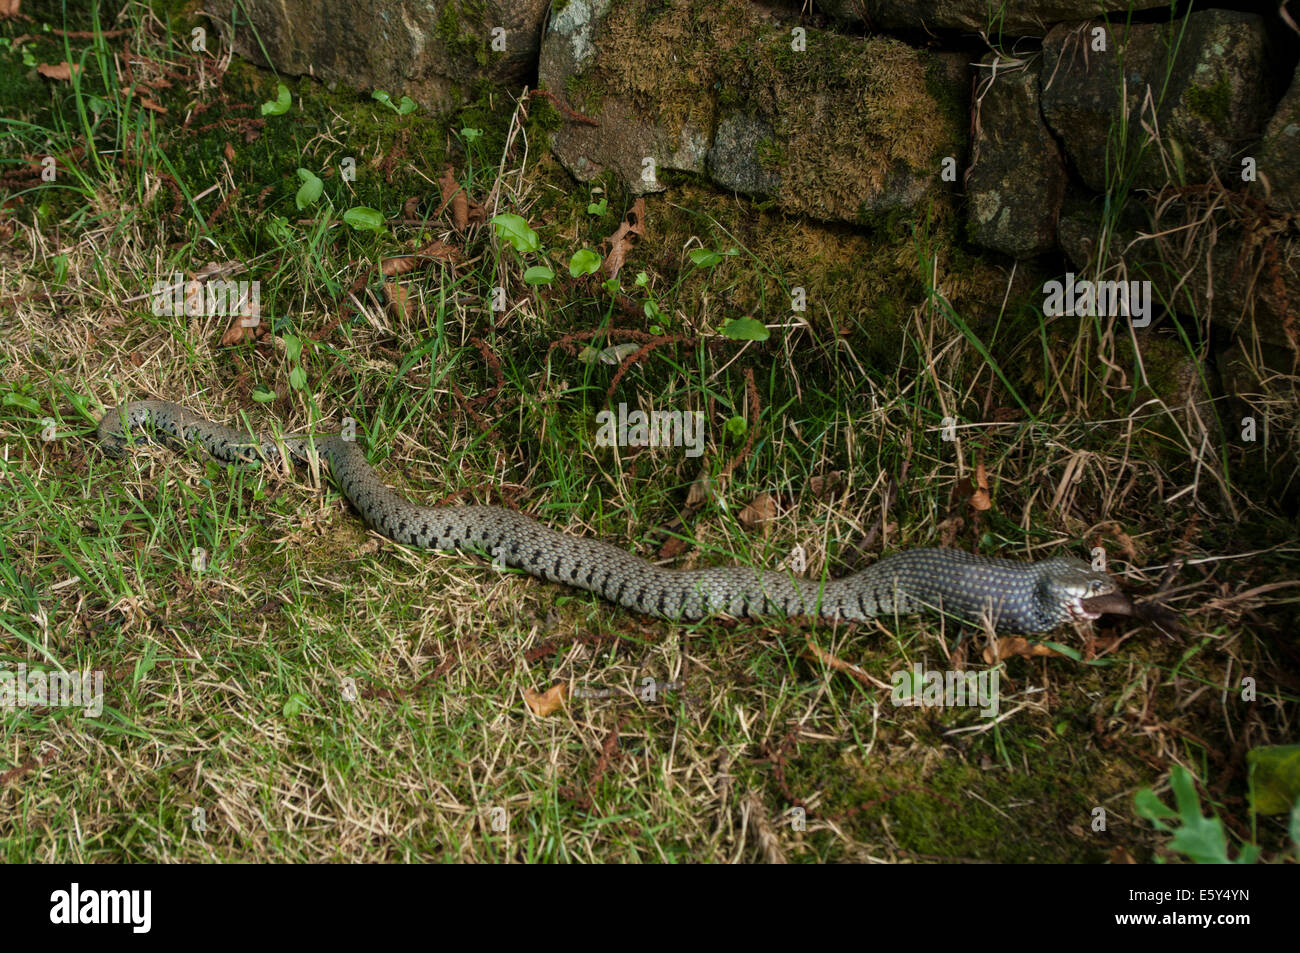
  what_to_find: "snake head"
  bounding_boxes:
[1036,558,1119,627]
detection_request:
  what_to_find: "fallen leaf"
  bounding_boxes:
[685,470,713,509]
[438,164,484,232]
[380,256,417,278]
[737,492,777,529]
[37,62,80,81]
[807,471,844,499]
[1109,846,1137,864]
[0,2,24,21]
[970,461,992,511]
[385,281,409,320]
[523,683,566,717]
[415,238,459,264]
[602,197,645,279]
[983,637,1067,664]
[223,142,236,162]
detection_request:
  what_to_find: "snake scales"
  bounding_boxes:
[97,400,1119,634]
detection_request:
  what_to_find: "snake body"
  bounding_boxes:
[97,400,1118,633]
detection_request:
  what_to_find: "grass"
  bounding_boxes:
[0,1,1297,863]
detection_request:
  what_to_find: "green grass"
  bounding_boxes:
[0,1,1296,863]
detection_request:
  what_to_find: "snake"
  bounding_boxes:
[96,400,1121,634]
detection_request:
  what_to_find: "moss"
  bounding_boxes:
[435,0,495,72]
[1182,74,1232,127]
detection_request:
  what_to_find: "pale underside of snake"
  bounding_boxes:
[97,400,1121,634]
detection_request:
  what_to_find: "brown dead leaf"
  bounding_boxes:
[380,256,417,278]
[223,142,236,162]
[807,471,844,500]
[602,197,645,279]
[0,1,23,20]
[982,637,1067,664]
[737,492,777,529]
[657,536,690,559]
[523,683,566,717]
[385,281,409,320]
[437,164,484,232]
[970,461,992,511]
[37,62,80,81]
[685,469,713,509]
[138,97,167,115]
[1109,846,1138,864]
[415,238,459,264]
[219,315,252,347]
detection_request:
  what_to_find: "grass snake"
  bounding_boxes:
[98,400,1119,634]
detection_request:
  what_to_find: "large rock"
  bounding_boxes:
[965,56,1067,258]
[207,0,548,112]
[1041,10,1270,193]
[818,0,1172,36]
[539,0,965,224]
[1252,64,1300,213]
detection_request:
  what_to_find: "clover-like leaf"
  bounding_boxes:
[261,83,292,116]
[723,316,769,341]
[295,168,323,210]
[568,248,601,277]
[491,213,541,254]
[343,206,385,233]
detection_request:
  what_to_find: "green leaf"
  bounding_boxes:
[396,95,417,115]
[523,265,555,285]
[251,388,276,403]
[294,168,323,210]
[282,693,310,716]
[644,299,661,320]
[724,416,747,439]
[689,248,723,267]
[289,366,307,391]
[634,271,649,287]
[2,392,41,413]
[282,334,302,363]
[722,317,769,341]
[342,206,385,232]
[1136,766,1259,864]
[460,127,481,142]
[371,90,391,105]
[1039,640,1082,661]
[261,83,291,116]
[601,278,619,296]
[1134,787,1179,827]
[586,197,607,216]
[568,248,602,277]
[1247,744,1300,815]
[490,213,541,253]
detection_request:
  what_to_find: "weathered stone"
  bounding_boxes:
[1041,10,1270,193]
[539,0,965,224]
[207,0,548,112]
[966,56,1067,258]
[818,0,1172,36]
[1252,64,1300,213]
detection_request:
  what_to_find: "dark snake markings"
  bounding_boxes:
[98,400,1120,634]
